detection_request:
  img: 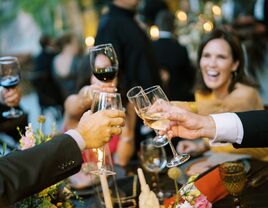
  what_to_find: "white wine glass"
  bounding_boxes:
[127,86,169,147]
[90,91,123,176]
[89,43,118,82]
[0,56,23,118]
[139,138,167,201]
[127,85,190,167]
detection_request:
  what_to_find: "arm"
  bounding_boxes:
[0,109,125,206]
[0,135,82,205]
[234,110,268,148]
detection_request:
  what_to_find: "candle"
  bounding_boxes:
[100,173,113,208]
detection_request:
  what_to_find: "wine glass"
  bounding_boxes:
[219,161,246,208]
[0,56,23,118]
[90,91,123,176]
[143,86,190,167]
[127,86,169,147]
[127,85,190,167]
[89,43,118,82]
[139,138,167,201]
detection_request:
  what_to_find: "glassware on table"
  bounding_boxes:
[0,56,23,118]
[89,43,118,82]
[219,161,247,208]
[139,138,167,201]
[127,85,190,167]
[90,91,123,176]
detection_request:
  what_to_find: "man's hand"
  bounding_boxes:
[160,111,216,140]
[76,109,125,148]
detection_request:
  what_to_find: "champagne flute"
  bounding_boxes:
[127,86,169,147]
[0,56,23,118]
[89,43,118,82]
[143,86,190,167]
[219,161,246,208]
[90,91,123,176]
[139,138,167,201]
[127,85,190,167]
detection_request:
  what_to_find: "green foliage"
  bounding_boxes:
[17,0,60,35]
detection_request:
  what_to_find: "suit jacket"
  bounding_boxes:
[234,110,268,148]
[0,134,83,206]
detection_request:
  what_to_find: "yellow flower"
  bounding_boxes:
[38,115,46,124]
[168,167,182,180]
[39,188,49,197]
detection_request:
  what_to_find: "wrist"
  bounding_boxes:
[201,116,216,139]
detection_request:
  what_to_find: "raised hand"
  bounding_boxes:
[76,109,125,149]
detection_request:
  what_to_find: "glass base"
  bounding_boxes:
[166,153,190,167]
[90,169,116,176]
[2,109,23,119]
[152,135,169,147]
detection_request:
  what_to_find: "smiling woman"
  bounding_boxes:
[194,28,263,115]
[176,28,268,162]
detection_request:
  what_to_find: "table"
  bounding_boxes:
[73,159,268,207]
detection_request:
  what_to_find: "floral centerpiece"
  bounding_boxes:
[15,116,80,208]
[165,168,212,208]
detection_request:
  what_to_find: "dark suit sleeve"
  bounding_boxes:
[0,134,83,206]
[233,110,268,148]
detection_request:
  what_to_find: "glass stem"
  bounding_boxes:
[10,107,16,116]
[233,195,241,208]
[168,139,179,157]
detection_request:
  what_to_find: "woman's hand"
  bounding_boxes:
[1,87,21,107]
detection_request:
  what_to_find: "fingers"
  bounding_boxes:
[109,117,125,127]
[103,109,125,119]
[110,126,122,135]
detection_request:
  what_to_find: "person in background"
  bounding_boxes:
[173,28,268,161]
[0,85,27,142]
[0,109,125,206]
[53,33,83,101]
[94,0,161,157]
[33,35,63,114]
[64,74,134,167]
[152,10,195,101]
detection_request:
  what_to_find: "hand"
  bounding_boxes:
[177,140,198,154]
[177,140,207,157]
[76,109,125,149]
[1,87,21,107]
[147,99,187,115]
[79,80,117,108]
[160,111,216,140]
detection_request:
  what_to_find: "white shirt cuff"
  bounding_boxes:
[210,113,244,145]
[65,129,86,150]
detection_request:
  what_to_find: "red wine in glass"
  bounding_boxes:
[0,75,20,89]
[90,43,118,82]
[0,56,23,118]
[93,66,118,82]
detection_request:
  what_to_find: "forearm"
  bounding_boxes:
[0,135,83,206]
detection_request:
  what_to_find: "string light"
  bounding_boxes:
[203,21,213,32]
[85,36,95,47]
[212,5,221,16]
[150,25,159,40]
[176,10,187,22]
